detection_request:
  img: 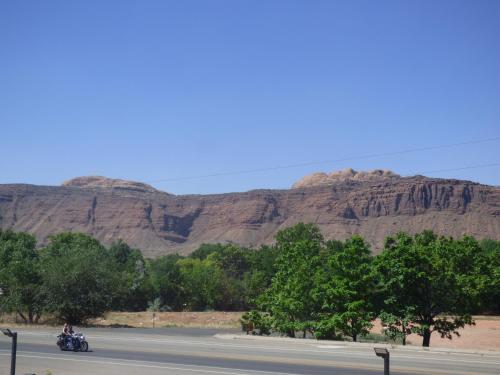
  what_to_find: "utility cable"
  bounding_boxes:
[147,136,500,184]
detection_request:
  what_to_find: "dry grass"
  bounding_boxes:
[0,313,59,329]
[90,311,244,329]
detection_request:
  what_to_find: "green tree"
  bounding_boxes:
[208,244,255,309]
[40,233,117,324]
[240,310,272,335]
[259,223,324,338]
[479,238,500,255]
[189,243,226,260]
[177,257,230,310]
[240,245,279,309]
[479,239,500,313]
[314,236,376,342]
[378,310,415,345]
[208,244,251,279]
[0,230,43,323]
[108,240,150,311]
[375,231,485,347]
[147,254,184,311]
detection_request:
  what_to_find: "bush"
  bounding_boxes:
[240,310,271,335]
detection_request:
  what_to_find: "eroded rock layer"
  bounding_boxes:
[0,175,498,257]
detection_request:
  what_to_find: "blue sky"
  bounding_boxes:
[1,0,499,194]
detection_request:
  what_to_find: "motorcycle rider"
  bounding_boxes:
[70,324,81,350]
[58,323,88,352]
[62,323,71,348]
[62,323,77,349]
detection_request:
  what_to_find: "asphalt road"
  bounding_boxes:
[0,327,499,375]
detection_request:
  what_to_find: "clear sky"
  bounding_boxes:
[1,0,499,194]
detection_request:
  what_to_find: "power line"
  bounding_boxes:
[413,162,500,176]
[147,136,500,184]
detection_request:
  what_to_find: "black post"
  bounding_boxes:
[10,331,17,375]
[374,348,390,375]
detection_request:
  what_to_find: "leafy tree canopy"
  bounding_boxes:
[40,232,117,324]
[374,231,488,347]
[314,235,376,342]
[0,230,42,323]
[259,223,324,337]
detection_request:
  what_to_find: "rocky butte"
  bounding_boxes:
[0,170,499,257]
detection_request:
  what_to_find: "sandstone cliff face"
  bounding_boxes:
[292,168,400,188]
[62,176,159,193]
[0,175,498,257]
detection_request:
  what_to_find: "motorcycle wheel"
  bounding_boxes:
[80,341,89,352]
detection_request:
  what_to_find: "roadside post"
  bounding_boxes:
[2,328,17,375]
[374,347,389,375]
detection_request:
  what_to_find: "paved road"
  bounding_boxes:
[0,328,499,375]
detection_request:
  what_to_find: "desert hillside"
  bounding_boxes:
[0,171,498,257]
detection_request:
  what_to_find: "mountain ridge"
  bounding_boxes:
[0,172,498,257]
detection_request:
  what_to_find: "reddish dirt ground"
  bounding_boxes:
[371,316,500,351]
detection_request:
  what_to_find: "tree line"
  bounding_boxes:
[0,225,498,347]
[247,224,499,347]
[0,230,277,324]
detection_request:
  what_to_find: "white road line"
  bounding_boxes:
[316,345,344,349]
[14,332,358,355]
[12,332,500,366]
[0,352,291,375]
[3,349,498,375]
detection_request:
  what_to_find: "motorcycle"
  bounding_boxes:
[57,332,89,352]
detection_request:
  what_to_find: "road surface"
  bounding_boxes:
[0,327,499,374]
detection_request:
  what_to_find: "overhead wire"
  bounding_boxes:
[413,162,500,176]
[146,136,500,184]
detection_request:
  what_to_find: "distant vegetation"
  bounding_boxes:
[0,225,498,347]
